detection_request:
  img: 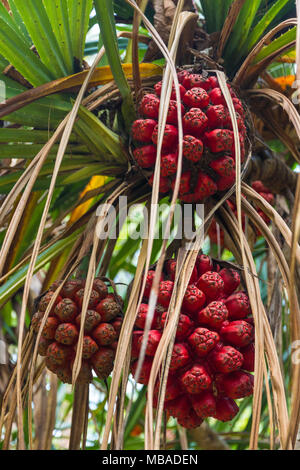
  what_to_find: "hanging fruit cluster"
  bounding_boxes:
[208,180,275,247]
[131,69,248,202]
[130,254,254,429]
[31,279,123,384]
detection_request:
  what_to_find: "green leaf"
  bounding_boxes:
[239,0,291,56]
[0,74,72,127]
[224,0,262,61]
[67,0,93,69]
[13,0,69,79]
[252,26,296,63]
[76,105,128,164]
[8,0,32,44]
[43,0,74,75]
[216,0,233,32]
[0,18,53,86]
[200,0,220,33]
[0,128,79,144]
[94,0,136,132]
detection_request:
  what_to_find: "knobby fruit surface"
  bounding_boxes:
[31,278,123,383]
[132,70,248,202]
[130,254,254,429]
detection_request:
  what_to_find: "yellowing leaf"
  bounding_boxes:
[69,175,107,224]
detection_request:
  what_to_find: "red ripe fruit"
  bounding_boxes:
[138,330,162,356]
[177,69,191,85]
[251,180,269,193]
[180,364,212,394]
[189,74,211,91]
[165,259,177,280]
[177,410,204,429]
[231,134,246,162]
[74,288,100,309]
[197,301,228,330]
[183,73,210,91]
[60,280,82,299]
[209,345,244,374]
[216,370,254,399]
[206,105,229,128]
[73,360,93,384]
[161,153,178,177]
[183,87,210,108]
[91,347,115,380]
[158,280,174,308]
[135,303,159,330]
[133,145,156,168]
[183,108,208,137]
[224,292,251,320]
[182,135,203,163]
[227,112,246,135]
[56,366,72,384]
[189,265,199,284]
[215,397,239,422]
[208,220,225,247]
[132,119,157,143]
[219,268,240,295]
[38,337,52,356]
[196,271,224,301]
[75,309,101,333]
[209,155,235,180]
[170,343,191,371]
[151,124,178,150]
[191,391,217,418]
[111,317,123,337]
[161,312,194,340]
[153,376,182,407]
[46,342,71,366]
[131,331,143,360]
[209,88,226,106]
[188,327,219,357]
[220,320,254,348]
[194,171,218,200]
[148,173,171,194]
[171,171,192,196]
[233,97,245,118]
[207,76,219,89]
[196,254,213,275]
[130,357,153,384]
[217,173,236,192]
[41,317,60,340]
[139,94,160,119]
[92,323,117,346]
[81,336,99,359]
[143,270,156,299]
[205,129,234,153]
[240,343,255,372]
[55,323,78,345]
[166,395,191,420]
[260,192,275,206]
[182,284,206,315]
[92,279,108,299]
[95,297,121,322]
[154,81,186,100]
[39,291,62,314]
[166,100,184,125]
